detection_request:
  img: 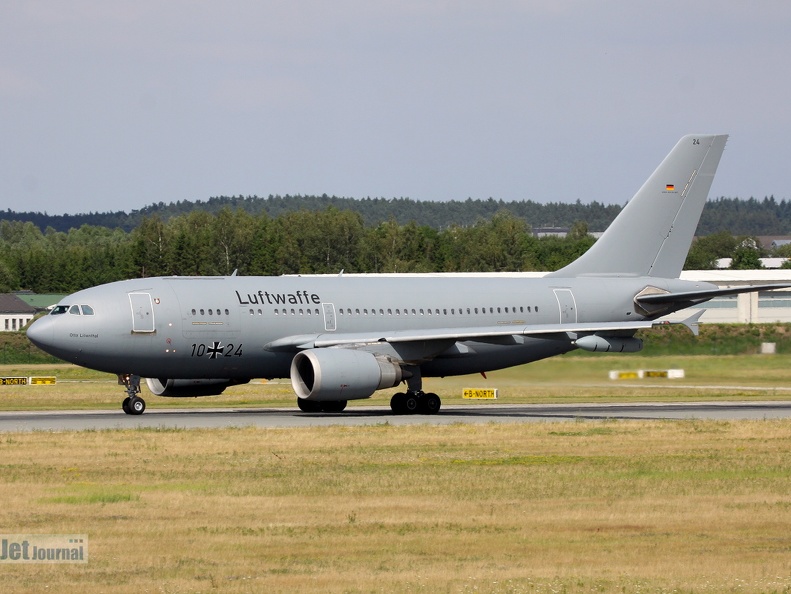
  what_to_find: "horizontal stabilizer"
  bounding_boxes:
[636,284,791,307]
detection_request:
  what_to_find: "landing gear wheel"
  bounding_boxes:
[297,398,323,412]
[420,393,441,415]
[128,396,146,415]
[320,400,347,412]
[390,393,407,414]
[119,374,143,415]
[403,393,420,414]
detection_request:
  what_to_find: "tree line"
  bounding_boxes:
[0,205,780,295]
[1,209,591,293]
[5,194,791,236]
[3,195,621,234]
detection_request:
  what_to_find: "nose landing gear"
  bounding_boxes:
[118,374,146,415]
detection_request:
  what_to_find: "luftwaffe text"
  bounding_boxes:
[235,290,321,306]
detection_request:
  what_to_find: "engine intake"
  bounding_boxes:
[291,349,403,401]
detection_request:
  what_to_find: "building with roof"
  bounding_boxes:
[0,294,37,332]
[14,292,66,312]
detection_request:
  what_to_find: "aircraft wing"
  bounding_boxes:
[264,320,657,352]
[635,283,791,307]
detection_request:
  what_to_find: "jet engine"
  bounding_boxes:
[291,349,403,401]
[145,377,248,397]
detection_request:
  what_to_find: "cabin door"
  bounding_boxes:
[553,288,577,324]
[129,292,156,333]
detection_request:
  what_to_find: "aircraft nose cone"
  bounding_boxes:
[26,317,54,351]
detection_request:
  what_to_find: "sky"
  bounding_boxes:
[2,1,790,216]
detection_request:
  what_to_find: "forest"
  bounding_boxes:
[5,194,791,235]
[0,195,789,294]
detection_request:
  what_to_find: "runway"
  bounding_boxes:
[1,401,790,432]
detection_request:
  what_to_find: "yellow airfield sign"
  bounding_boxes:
[30,377,57,385]
[0,377,27,386]
[1,377,57,386]
[463,388,498,399]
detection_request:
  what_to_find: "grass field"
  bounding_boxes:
[1,421,790,593]
[1,352,791,412]
[1,357,790,593]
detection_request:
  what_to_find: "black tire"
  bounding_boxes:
[297,398,322,412]
[320,400,347,412]
[390,393,406,414]
[421,393,441,415]
[122,397,131,415]
[129,396,146,415]
[404,394,420,414]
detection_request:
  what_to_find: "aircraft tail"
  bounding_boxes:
[549,134,728,279]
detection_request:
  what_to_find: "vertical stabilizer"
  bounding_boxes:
[549,134,728,279]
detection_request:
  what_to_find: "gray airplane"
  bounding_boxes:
[26,134,786,415]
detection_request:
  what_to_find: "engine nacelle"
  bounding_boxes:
[145,377,247,397]
[291,349,403,401]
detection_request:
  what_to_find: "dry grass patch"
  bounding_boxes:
[0,420,789,592]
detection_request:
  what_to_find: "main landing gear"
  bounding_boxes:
[119,374,146,415]
[295,393,440,415]
[389,366,441,415]
[389,391,441,415]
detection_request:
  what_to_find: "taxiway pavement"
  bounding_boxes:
[1,401,790,432]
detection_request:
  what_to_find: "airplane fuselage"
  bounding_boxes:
[27,274,712,381]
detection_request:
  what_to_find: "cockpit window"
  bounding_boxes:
[51,305,69,315]
[69,305,81,315]
[81,305,95,315]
